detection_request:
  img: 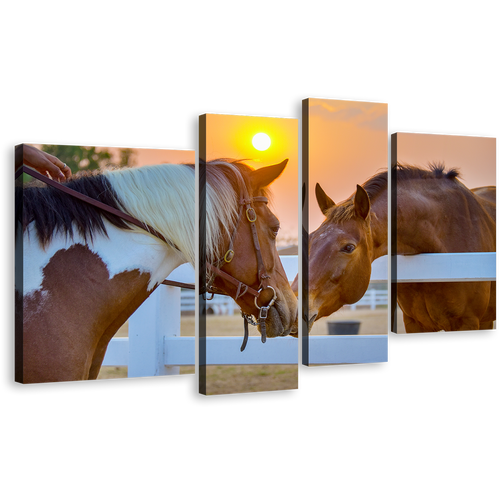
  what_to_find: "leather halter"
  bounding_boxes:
[205,167,277,351]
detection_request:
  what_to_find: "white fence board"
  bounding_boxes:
[370,256,388,282]
[103,337,128,366]
[281,255,298,281]
[200,336,299,365]
[103,253,495,375]
[103,336,389,366]
[164,263,195,283]
[308,335,388,364]
[349,288,387,310]
[396,252,496,282]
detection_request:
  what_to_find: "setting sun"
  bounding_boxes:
[252,132,271,151]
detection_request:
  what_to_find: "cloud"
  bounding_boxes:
[358,112,387,131]
[309,100,387,131]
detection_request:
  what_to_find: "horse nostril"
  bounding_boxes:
[309,314,317,323]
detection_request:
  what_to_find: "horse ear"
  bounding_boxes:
[315,183,335,215]
[354,185,370,220]
[250,159,288,190]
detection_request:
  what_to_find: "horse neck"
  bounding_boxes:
[368,190,388,260]
[395,182,496,253]
[105,164,196,268]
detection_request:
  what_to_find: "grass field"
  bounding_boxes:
[98,308,389,394]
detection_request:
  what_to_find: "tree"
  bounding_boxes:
[118,148,136,168]
[41,145,112,174]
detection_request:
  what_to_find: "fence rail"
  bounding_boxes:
[102,253,495,374]
[105,335,389,366]
[349,288,387,310]
[181,291,234,315]
[395,252,496,282]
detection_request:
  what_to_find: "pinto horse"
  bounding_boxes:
[16,158,298,383]
[16,162,196,384]
[303,163,495,333]
[203,159,298,345]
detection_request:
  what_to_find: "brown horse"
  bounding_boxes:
[304,163,495,333]
[303,172,388,331]
[394,164,495,332]
[204,159,298,341]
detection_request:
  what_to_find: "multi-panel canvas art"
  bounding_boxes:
[13,107,496,391]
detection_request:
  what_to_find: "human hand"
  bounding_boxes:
[22,144,72,182]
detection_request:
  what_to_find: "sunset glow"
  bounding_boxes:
[203,114,298,246]
[252,132,271,151]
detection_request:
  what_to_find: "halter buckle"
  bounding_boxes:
[224,249,235,263]
[246,207,257,222]
[259,306,270,320]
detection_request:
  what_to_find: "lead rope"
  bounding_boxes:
[241,316,249,352]
[240,312,258,351]
[240,311,269,351]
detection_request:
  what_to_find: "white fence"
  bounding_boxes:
[102,252,495,374]
[394,252,496,282]
[181,291,234,315]
[348,288,387,310]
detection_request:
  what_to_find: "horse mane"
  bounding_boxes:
[394,162,461,181]
[204,158,270,267]
[103,163,195,265]
[327,169,388,224]
[17,172,130,246]
[327,163,462,224]
[17,164,196,266]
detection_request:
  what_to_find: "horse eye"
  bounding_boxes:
[271,225,280,237]
[342,244,355,253]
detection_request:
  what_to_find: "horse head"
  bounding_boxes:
[307,182,374,331]
[206,159,298,340]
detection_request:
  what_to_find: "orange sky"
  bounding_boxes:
[307,99,388,231]
[33,131,494,245]
[395,133,496,188]
[307,110,496,230]
[204,114,298,246]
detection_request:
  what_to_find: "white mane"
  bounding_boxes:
[105,160,255,280]
[205,160,244,266]
[104,163,195,267]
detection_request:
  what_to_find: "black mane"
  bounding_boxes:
[16,172,130,246]
[394,162,461,181]
[325,163,466,224]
